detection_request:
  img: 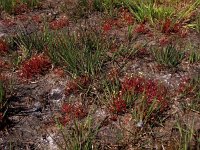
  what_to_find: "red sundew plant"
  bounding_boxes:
[119,8,134,25]
[144,79,166,103]
[53,67,65,77]
[75,75,90,87]
[73,104,87,119]
[14,3,29,15]
[16,14,29,21]
[62,103,73,114]
[121,76,167,104]
[134,23,148,34]
[65,80,79,96]
[107,76,169,125]
[162,19,171,33]
[177,77,198,97]
[60,102,87,125]
[110,97,127,114]
[123,12,134,25]
[176,76,200,114]
[49,17,69,30]
[121,76,145,94]
[102,20,113,33]
[0,39,8,54]
[102,14,134,33]
[172,22,181,33]
[60,103,73,125]
[109,114,118,121]
[133,43,148,57]
[19,54,51,78]
[32,15,42,23]
[58,114,71,126]
[102,18,121,32]
[65,75,90,96]
[162,19,183,34]
[1,19,16,27]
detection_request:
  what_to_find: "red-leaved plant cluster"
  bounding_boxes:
[32,15,42,23]
[53,67,65,77]
[177,77,199,97]
[134,23,149,34]
[162,19,188,37]
[162,19,180,33]
[19,54,51,78]
[59,102,87,126]
[118,8,134,25]
[14,3,29,15]
[110,76,168,114]
[49,16,69,30]
[16,14,29,22]
[65,75,90,96]
[121,76,167,103]
[1,19,16,27]
[102,19,115,33]
[102,8,134,33]
[110,96,127,114]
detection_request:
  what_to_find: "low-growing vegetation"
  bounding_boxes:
[0,0,200,149]
[0,0,39,14]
